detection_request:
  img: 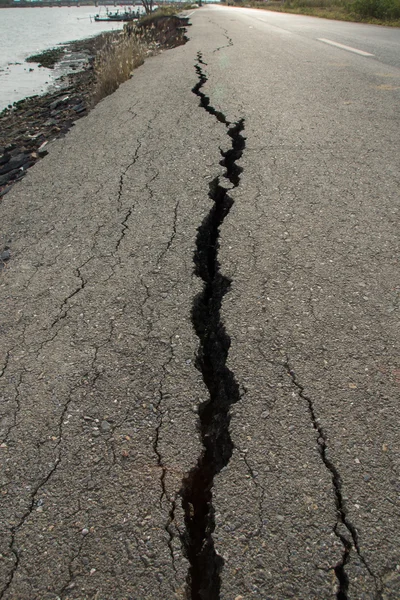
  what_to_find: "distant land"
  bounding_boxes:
[0,0,95,5]
[0,0,150,6]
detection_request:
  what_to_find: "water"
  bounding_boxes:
[0,7,127,110]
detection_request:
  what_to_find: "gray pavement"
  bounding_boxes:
[1,6,399,600]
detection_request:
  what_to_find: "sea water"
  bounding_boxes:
[0,7,126,110]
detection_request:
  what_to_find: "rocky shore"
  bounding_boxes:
[0,34,116,199]
[0,15,189,200]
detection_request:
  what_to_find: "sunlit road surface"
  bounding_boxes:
[0,6,399,599]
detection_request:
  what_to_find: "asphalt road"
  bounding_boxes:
[223,6,400,67]
[1,6,399,600]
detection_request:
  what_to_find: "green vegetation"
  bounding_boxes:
[138,6,179,24]
[229,0,400,25]
[138,3,197,24]
[26,47,65,69]
[352,0,400,19]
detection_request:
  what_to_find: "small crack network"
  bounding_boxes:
[179,52,246,600]
[286,363,381,600]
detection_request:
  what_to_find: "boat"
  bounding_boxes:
[93,8,140,22]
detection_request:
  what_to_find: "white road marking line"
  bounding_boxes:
[318,38,374,57]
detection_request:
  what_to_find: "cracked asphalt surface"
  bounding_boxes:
[1,6,399,599]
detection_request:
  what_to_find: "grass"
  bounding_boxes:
[139,6,184,23]
[91,31,146,105]
[138,3,198,25]
[230,0,400,25]
[91,7,192,104]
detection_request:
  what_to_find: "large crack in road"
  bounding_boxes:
[179,52,245,600]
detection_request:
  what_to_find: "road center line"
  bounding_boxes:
[318,38,374,57]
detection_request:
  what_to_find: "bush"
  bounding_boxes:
[351,0,400,17]
[285,0,343,7]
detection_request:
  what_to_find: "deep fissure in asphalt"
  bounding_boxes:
[180,53,245,599]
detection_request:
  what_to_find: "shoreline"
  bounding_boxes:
[0,3,100,7]
[0,14,190,199]
[0,32,118,199]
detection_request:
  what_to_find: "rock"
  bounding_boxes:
[73,103,86,114]
[0,186,12,198]
[11,152,29,163]
[38,142,48,157]
[0,154,10,166]
[0,168,24,185]
[22,160,36,171]
[100,420,112,433]
[1,249,11,262]
[0,173,14,186]
[0,154,30,176]
[11,147,28,156]
[49,95,69,110]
